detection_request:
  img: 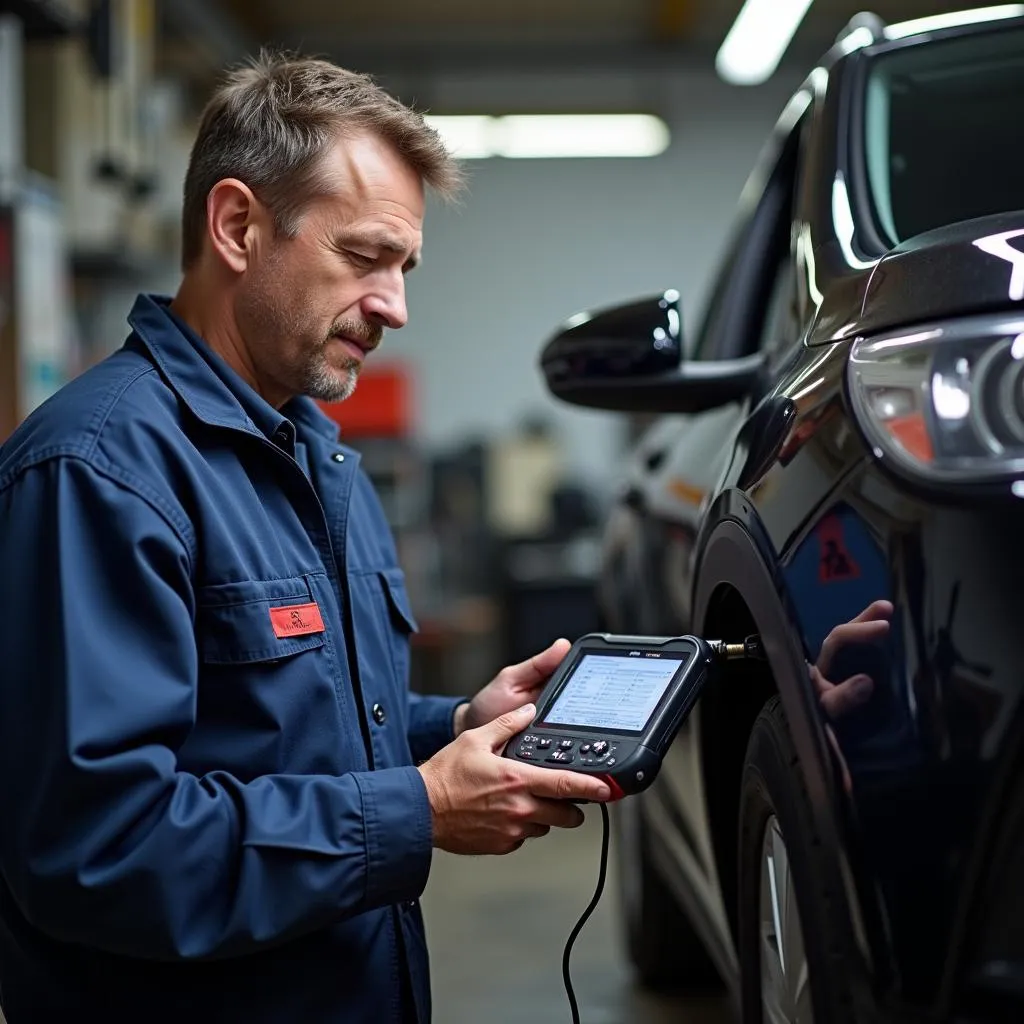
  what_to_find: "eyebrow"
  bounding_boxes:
[341,230,421,271]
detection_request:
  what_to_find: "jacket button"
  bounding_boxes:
[332,452,345,463]
[372,703,386,725]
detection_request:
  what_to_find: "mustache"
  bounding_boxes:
[327,319,383,351]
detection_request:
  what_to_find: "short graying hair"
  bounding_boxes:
[180,50,463,269]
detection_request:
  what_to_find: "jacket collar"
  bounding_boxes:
[127,293,341,444]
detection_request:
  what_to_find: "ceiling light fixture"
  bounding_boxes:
[422,115,494,160]
[715,0,815,86]
[423,114,670,160]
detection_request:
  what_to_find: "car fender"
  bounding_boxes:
[692,496,881,1000]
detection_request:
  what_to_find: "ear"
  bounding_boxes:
[205,179,268,274]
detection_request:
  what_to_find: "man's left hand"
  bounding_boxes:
[454,638,571,736]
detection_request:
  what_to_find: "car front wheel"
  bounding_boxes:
[738,697,856,1024]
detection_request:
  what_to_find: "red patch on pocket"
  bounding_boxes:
[269,602,325,638]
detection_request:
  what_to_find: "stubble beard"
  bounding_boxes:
[237,261,379,403]
[302,345,360,403]
[302,318,382,402]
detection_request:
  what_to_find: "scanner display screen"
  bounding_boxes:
[541,652,687,733]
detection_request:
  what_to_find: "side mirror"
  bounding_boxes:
[540,290,763,414]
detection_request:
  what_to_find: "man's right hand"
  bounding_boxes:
[417,704,612,855]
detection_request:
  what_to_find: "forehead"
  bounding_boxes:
[314,132,425,236]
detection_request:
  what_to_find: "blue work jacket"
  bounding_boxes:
[0,294,464,1023]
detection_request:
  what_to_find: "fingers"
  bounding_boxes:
[817,617,889,677]
[808,663,830,699]
[477,704,536,752]
[496,638,571,691]
[526,798,586,830]
[501,801,580,854]
[819,673,874,719]
[518,764,612,803]
[503,824,554,852]
[850,599,894,624]
[498,811,560,855]
[816,600,893,676]
[522,823,553,839]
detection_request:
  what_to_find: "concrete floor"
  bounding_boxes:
[422,807,737,1024]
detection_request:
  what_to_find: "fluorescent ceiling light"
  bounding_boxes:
[716,0,815,86]
[422,116,493,159]
[885,4,1024,39]
[497,115,668,159]
[423,114,669,159]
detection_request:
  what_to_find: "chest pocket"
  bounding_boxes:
[190,574,359,778]
[348,568,417,757]
[198,576,327,664]
[377,568,418,688]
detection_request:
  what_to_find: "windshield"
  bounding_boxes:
[864,26,1024,244]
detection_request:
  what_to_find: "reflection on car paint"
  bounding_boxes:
[544,12,1024,1020]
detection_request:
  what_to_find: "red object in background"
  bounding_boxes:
[317,363,413,438]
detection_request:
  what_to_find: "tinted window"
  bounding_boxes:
[692,106,806,361]
[864,27,1024,243]
[758,257,798,358]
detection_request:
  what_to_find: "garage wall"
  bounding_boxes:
[379,65,802,494]
[80,64,802,496]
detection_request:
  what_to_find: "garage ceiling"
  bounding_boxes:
[158,0,1017,90]
[217,0,1013,47]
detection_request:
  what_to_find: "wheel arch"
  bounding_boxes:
[692,512,877,991]
[697,580,776,943]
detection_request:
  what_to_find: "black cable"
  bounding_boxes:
[555,636,765,1021]
[562,801,611,1024]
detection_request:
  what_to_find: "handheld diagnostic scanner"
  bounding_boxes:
[502,633,720,799]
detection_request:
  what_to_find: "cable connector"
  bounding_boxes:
[708,634,765,662]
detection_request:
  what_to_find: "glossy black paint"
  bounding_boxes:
[541,291,684,383]
[710,333,1024,1011]
[542,9,1024,1022]
[539,292,764,414]
[855,212,1024,340]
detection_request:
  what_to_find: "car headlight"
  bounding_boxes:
[848,314,1024,483]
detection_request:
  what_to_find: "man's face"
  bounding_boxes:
[236,132,424,406]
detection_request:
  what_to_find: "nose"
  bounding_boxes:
[361,274,408,330]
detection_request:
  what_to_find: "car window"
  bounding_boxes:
[757,256,798,358]
[864,26,1024,244]
[692,105,807,363]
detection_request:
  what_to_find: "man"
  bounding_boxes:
[0,53,609,1023]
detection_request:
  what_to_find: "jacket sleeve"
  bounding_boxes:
[0,456,433,961]
[406,692,467,762]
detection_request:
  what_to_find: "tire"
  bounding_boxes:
[737,697,856,1024]
[615,796,721,992]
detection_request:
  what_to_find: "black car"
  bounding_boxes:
[539,8,1024,1023]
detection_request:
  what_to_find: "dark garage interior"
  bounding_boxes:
[2,1,1024,1022]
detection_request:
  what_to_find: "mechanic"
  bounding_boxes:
[0,52,611,1024]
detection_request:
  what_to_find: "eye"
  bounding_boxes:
[344,249,375,268]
